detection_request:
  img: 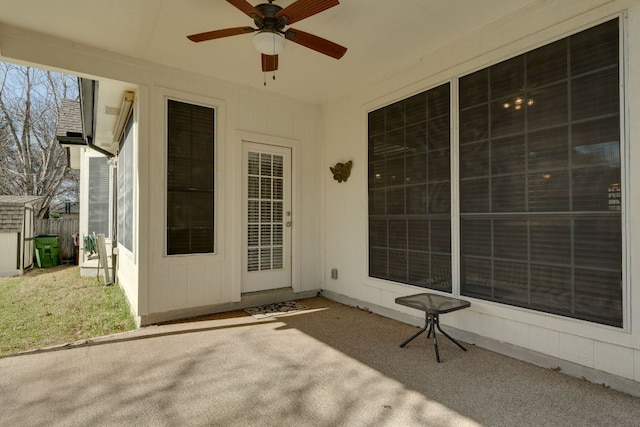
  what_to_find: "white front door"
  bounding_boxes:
[241,142,292,293]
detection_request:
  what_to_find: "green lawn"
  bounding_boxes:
[0,265,136,357]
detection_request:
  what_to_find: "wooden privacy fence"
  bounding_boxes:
[34,218,79,263]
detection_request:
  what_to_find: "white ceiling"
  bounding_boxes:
[0,0,536,104]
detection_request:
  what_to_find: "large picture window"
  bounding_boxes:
[166,99,215,255]
[368,83,451,291]
[117,118,134,251]
[459,19,622,326]
[366,19,623,327]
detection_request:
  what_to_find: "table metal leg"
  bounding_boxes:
[399,312,466,362]
[433,314,467,352]
[431,315,441,362]
[399,312,431,348]
[399,325,428,347]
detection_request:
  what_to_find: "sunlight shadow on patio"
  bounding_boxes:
[1,297,638,426]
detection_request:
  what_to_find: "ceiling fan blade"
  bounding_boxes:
[226,0,264,19]
[262,54,279,72]
[276,0,339,25]
[284,28,347,59]
[187,26,255,42]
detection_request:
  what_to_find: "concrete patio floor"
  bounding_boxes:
[1,297,638,426]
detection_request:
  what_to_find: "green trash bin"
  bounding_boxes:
[34,234,60,268]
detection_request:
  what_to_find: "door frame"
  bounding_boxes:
[241,141,292,292]
[232,130,301,299]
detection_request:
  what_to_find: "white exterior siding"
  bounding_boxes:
[322,0,640,384]
[1,0,639,391]
[0,21,322,325]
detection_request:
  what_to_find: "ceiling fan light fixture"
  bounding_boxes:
[253,30,285,55]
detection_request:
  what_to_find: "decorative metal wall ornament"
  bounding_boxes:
[330,160,352,183]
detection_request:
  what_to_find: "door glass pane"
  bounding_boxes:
[247,150,286,272]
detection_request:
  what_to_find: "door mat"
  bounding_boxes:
[244,301,309,319]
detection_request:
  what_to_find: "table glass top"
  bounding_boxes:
[395,293,471,314]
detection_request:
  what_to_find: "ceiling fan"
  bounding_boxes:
[187,0,347,74]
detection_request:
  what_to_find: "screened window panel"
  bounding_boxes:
[428,116,451,150]
[571,68,619,120]
[408,252,430,285]
[389,250,408,282]
[386,157,405,186]
[570,19,619,75]
[117,118,134,251]
[427,149,450,182]
[460,219,491,257]
[493,260,529,306]
[460,141,489,178]
[493,219,527,260]
[431,255,452,289]
[530,264,572,313]
[386,102,405,130]
[368,109,385,136]
[369,220,387,248]
[406,185,428,214]
[530,220,571,265]
[574,218,621,270]
[369,190,386,215]
[166,99,215,255]
[428,182,451,214]
[460,257,492,298]
[386,188,405,214]
[527,39,567,87]
[405,124,427,153]
[491,100,525,137]
[370,161,386,188]
[572,167,620,211]
[527,83,568,130]
[368,83,451,292]
[460,178,490,213]
[572,117,620,167]
[460,105,489,143]
[491,135,525,175]
[88,157,110,237]
[428,84,451,116]
[574,269,622,326]
[407,220,429,251]
[490,56,525,100]
[459,68,488,106]
[405,92,427,125]
[491,174,526,212]
[459,18,622,327]
[406,154,427,184]
[369,248,388,278]
[528,171,570,212]
[388,220,407,250]
[429,220,450,254]
[527,127,569,171]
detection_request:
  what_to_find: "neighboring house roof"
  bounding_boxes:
[56,99,83,139]
[0,196,41,233]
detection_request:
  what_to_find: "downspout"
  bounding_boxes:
[110,157,118,284]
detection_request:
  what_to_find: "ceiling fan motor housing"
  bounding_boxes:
[254,3,288,33]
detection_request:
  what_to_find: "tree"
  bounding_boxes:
[0,63,79,218]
